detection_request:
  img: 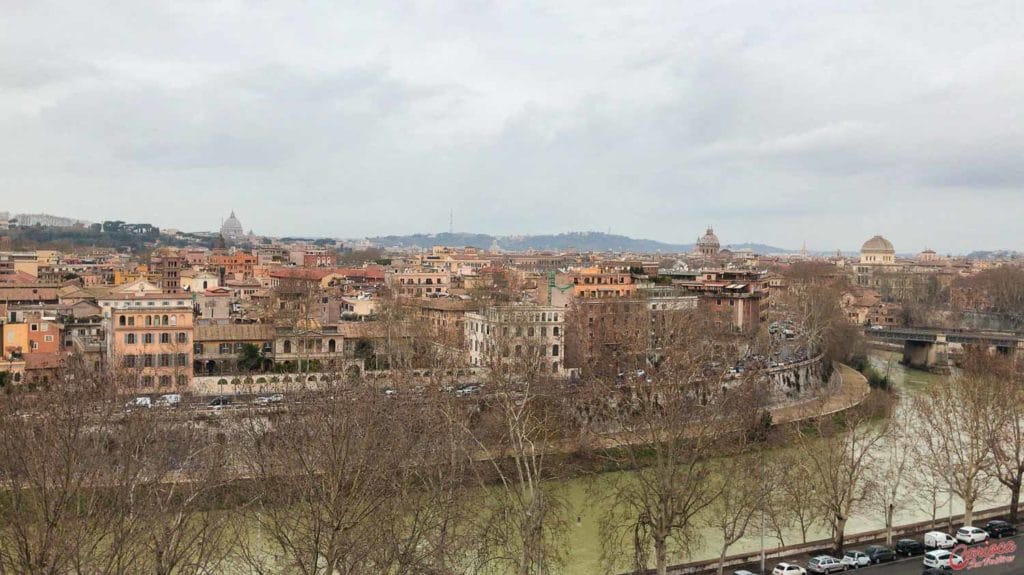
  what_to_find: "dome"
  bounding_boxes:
[698,227,720,248]
[220,211,244,239]
[860,235,894,254]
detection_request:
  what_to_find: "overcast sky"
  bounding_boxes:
[2,1,1022,253]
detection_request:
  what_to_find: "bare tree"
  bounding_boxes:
[912,368,997,525]
[765,449,827,546]
[591,310,761,575]
[866,397,913,545]
[447,305,571,575]
[705,453,766,575]
[792,392,890,554]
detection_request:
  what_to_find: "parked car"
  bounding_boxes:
[924,531,957,549]
[895,538,926,556]
[207,396,232,409]
[456,384,481,397]
[125,396,152,409]
[254,393,284,405]
[772,562,806,575]
[733,571,758,575]
[984,519,1018,538]
[839,550,870,569]
[956,525,989,544]
[155,393,181,407]
[807,555,843,574]
[863,545,895,564]
[923,549,963,569]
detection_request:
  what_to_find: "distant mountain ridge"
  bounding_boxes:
[365,231,792,254]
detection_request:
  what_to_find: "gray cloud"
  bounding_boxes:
[1,1,1022,253]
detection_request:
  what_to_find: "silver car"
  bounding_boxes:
[807,555,843,574]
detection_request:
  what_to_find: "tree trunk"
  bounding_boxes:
[718,546,728,575]
[833,516,848,555]
[885,504,894,546]
[964,499,974,525]
[1009,483,1021,523]
[655,536,668,575]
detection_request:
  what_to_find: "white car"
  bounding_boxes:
[807,555,843,574]
[254,393,284,405]
[125,396,152,409]
[155,393,181,407]
[956,525,988,544]
[923,549,963,569]
[839,550,870,569]
[772,562,806,575]
[924,530,957,549]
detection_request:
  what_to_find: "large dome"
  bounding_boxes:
[220,211,244,239]
[861,235,894,254]
[698,227,720,248]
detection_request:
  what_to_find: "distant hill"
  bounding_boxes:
[365,231,791,255]
[965,250,1023,260]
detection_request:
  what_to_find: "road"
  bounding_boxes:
[782,533,1024,575]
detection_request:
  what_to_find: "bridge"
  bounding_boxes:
[865,326,1024,371]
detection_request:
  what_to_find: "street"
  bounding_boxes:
[787,533,1024,575]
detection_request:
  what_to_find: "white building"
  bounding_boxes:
[465,303,566,375]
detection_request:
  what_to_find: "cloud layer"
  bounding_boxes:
[2,1,1022,253]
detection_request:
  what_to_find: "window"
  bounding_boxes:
[552,345,559,356]
[40,323,48,332]
[44,335,53,343]
[145,316,152,326]
[528,327,535,337]
[177,332,188,343]
[219,343,232,354]
[159,354,171,367]
[142,375,154,386]
[30,324,38,331]
[159,375,171,387]
[30,341,38,350]
[128,316,135,326]
[124,333,136,344]
[553,327,560,336]
[119,316,126,326]
[123,355,136,368]
[160,333,171,344]
[143,333,154,344]
[143,354,154,367]
[177,353,189,366]
[176,375,188,386]
[541,327,547,337]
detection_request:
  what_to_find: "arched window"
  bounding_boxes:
[328,339,336,353]
[145,316,152,326]
[169,315,177,326]
[283,340,292,353]
[162,315,169,325]
[128,316,135,326]
[119,315,126,326]
[202,281,208,289]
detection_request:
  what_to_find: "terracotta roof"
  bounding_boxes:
[0,286,59,303]
[195,323,275,342]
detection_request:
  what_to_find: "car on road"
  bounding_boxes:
[984,519,1017,538]
[125,396,152,409]
[923,549,963,570]
[254,393,284,405]
[863,545,895,564]
[839,550,870,569]
[772,562,806,575]
[807,555,843,574]
[955,525,988,544]
[456,384,481,397]
[155,393,181,407]
[924,530,957,549]
[207,396,232,409]
[895,538,926,556]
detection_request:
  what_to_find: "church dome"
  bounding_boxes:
[220,211,244,239]
[698,227,720,247]
[861,235,895,254]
